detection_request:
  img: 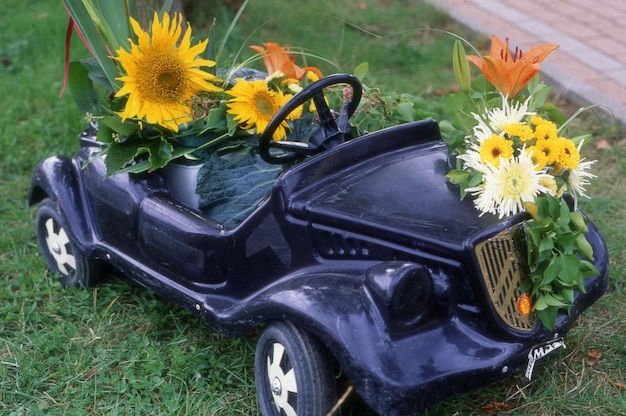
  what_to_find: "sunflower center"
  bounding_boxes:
[253,92,277,118]
[138,53,186,103]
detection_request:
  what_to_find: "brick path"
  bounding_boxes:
[423,0,626,125]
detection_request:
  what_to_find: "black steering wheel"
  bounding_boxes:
[259,73,363,164]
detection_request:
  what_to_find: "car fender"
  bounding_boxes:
[28,155,96,249]
[217,262,435,382]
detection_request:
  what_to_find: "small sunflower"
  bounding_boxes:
[113,12,222,132]
[226,79,297,141]
[479,134,514,167]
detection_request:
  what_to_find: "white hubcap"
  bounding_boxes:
[44,218,76,275]
[267,342,298,416]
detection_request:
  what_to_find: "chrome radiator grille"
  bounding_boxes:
[475,225,536,331]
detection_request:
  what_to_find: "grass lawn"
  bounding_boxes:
[1,0,624,414]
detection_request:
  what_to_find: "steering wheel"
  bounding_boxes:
[259,73,363,164]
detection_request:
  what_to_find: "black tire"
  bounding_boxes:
[255,321,337,416]
[35,198,99,287]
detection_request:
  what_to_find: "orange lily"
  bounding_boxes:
[467,35,558,98]
[250,42,323,81]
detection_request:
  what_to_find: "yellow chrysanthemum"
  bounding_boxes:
[479,134,514,167]
[503,122,534,142]
[532,138,560,166]
[530,115,551,127]
[538,175,558,195]
[226,79,296,141]
[113,12,222,132]
[531,116,558,141]
[526,145,548,169]
[553,137,581,171]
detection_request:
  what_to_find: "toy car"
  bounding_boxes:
[29,74,609,416]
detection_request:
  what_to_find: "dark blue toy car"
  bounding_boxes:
[29,75,609,416]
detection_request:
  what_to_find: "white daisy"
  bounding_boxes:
[466,148,552,218]
[566,158,596,207]
[487,94,533,134]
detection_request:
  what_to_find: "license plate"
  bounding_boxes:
[525,337,566,380]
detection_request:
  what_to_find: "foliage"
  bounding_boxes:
[444,36,600,330]
[520,195,599,328]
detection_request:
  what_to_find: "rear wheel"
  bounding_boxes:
[35,198,99,287]
[255,321,337,416]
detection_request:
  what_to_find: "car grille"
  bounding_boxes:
[475,225,537,332]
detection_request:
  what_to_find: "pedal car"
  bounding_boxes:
[29,75,609,416]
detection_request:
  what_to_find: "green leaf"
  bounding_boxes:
[579,260,600,278]
[63,0,123,90]
[353,62,369,81]
[544,293,567,307]
[196,148,282,228]
[538,236,554,253]
[99,115,140,138]
[576,234,595,260]
[394,102,415,123]
[445,169,469,185]
[467,170,483,187]
[147,138,174,169]
[518,279,533,293]
[563,288,575,303]
[67,61,100,114]
[561,254,581,283]
[542,256,562,285]
[533,295,548,311]
[536,307,558,330]
[556,231,580,252]
[104,141,143,174]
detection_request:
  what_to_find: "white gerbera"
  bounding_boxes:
[566,158,596,207]
[467,95,533,147]
[466,148,552,218]
[458,146,484,172]
[470,114,494,143]
[490,95,533,134]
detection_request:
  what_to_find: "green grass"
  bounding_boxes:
[1,0,624,414]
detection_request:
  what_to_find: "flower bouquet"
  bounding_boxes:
[445,35,600,329]
[62,0,330,226]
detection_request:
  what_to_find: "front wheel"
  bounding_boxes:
[255,321,337,416]
[35,198,99,287]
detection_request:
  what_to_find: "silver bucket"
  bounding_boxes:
[162,161,203,209]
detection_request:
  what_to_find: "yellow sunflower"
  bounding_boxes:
[479,134,514,167]
[226,79,299,141]
[113,12,222,132]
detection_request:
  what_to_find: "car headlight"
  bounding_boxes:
[364,262,434,330]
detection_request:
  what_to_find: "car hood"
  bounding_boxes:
[289,142,516,252]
